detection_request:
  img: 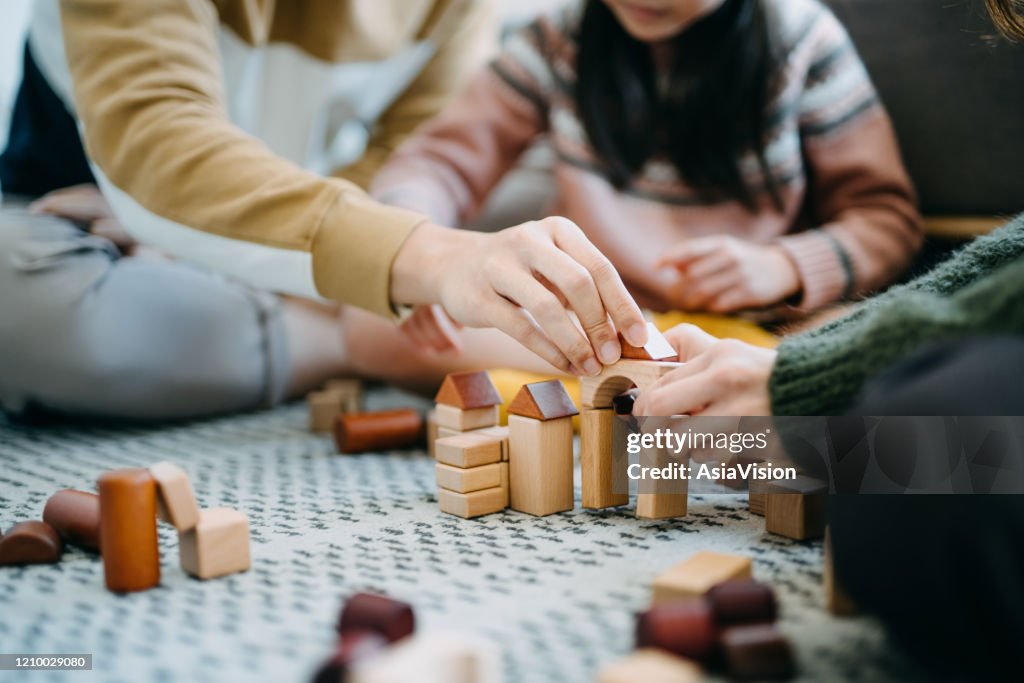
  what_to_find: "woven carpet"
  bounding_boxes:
[0,390,921,683]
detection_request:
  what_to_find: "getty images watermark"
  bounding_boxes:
[608,416,1024,495]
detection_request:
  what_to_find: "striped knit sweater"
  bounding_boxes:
[373,0,922,314]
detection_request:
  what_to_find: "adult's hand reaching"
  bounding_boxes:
[390,217,649,376]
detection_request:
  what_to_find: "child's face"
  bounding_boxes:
[602,0,727,42]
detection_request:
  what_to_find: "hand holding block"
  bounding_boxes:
[621,322,680,362]
[652,551,752,605]
[0,521,63,566]
[179,508,250,580]
[435,433,502,468]
[334,410,424,454]
[635,600,717,661]
[149,462,200,531]
[43,489,101,551]
[98,468,160,592]
[720,624,796,680]
[707,580,777,626]
[338,593,416,643]
[598,649,702,683]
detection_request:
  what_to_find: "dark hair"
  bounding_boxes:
[986,0,1024,40]
[576,0,782,211]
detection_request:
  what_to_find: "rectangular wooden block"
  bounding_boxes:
[636,492,688,520]
[580,409,628,510]
[427,410,439,458]
[434,403,500,431]
[437,426,461,441]
[149,461,200,531]
[435,433,502,468]
[764,476,827,541]
[475,425,509,461]
[438,487,507,519]
[652,551,753,605]
[598,649,702,683]
[499,462,510,507]
[308,390,344,433]
[824,528,857,616]
[508,414,574,517]
[435,462,502,493]
[325,378,363,413]
[748,463,774,515]
[179,507,251,580]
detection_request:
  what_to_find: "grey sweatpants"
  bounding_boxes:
[0,210,291,421]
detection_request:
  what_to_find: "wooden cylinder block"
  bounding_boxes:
[43,489,101,551]
[333,410,424,454]
[707,580,777,626]
[635,600,717,662]
[98,468,160,593]
[337,593,416,643]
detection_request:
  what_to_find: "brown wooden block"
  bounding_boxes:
[707,580,777,626]
[312,630,388,683]
[435,462,502,493]
[499,461,510,507]
[598,649,702,683]
[435,433,502,468]
[764,476,827,541]
[636,492,688,520]
[621,322,680,362]
[475,425,509,461]
[435,371,502,409]
[334,409,424,454]
[748,462,774,515]
[179,507,250,580]
[635,600,717,661]
[581,360,682,409]
[652,551,753,605]
[325,378,363,413]
[308,390,344,433]
[720,624,796,680]
[426,410,439,458]
[434,403,499,431]
[824,528,858,616]
[508,414,574,516]
[508,380,578,421]
[149,461,200,531]
[98,468,160,592]
[581,408,629,509]
[338,592,416,643]
[0,521,63,566]
[438,487,507,519]
[42,489,100,551]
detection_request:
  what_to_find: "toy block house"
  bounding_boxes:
[431,371,506,456]
[507,380,578,516]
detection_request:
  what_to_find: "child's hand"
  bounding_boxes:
[29,184,138,251]
[659,236,801,313]
[399,304,464,355]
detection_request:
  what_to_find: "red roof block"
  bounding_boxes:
[508,380,578,421]
[621,322,679,362]
[434,371,502,409]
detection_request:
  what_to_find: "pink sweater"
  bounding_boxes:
[373,0,922,313]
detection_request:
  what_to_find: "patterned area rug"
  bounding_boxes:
[0,391,919,683]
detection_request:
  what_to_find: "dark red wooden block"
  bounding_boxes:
[635,599,717,661]
[721,623,796,680]
[333,410,424,454]
[43,489,101,551]
[707,580,777,626]
[0,520,63,566]
[337,593,415,643]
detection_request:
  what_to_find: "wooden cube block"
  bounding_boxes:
[720,624,796,680]
[475,425,509,461]
[652,551,753,605]
[765,476,827,541]
[707,580,777,626]
[435,462,502,493]
[508,414,574,517]
[435,433,502,468]
[309,390,345,433]
[149,461,200,531]
[434,403,500,431]
[438,487,506,519]
[824,528,857,616]
[581,408,628,509]
[179,508,251,580]
[636,492,688,520]
[325,378,363,413]
[598,650,702,683]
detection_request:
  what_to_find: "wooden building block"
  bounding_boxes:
[0,521,63,566]
[621,322,680,362]
[313,630,389,683]
[635,600,717,661]
[43,489,100,551]
[435,371,502,410]
[720,624,796,680]
[636,492,688,520]
[435,433,502,468]
[475,425,509,461]
[707,580,777,626]
[508,414,574,516]
[98,468,161,593]
[427,410,439,458]
[437,426,461,441]
[764,476,827,541]
[507,380,578,421]
[581,360,682,409]
[179,507,251,580]
[499,462,510,507]
[149,461,200,531]
[350,633,502,683]
[580,408,628,509]
[325,378,363,413]
[436,462,502,493]
[334,409,424,454]
[438,487,507,519]
[338,592,416,643]
[598,649,702,683]
[309,390,345,433]
[824,528,858,616]
[652,551,753,605]
[434,403,500,431]
[748,463,775,515]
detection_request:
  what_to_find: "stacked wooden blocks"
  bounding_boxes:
[508,380,579,516]
[308,378,363,433]
[433,371,508,519]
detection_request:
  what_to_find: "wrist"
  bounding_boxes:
[767,245,802,300]
[389,222,481,307]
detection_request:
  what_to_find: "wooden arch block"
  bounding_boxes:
[581,360,682,409]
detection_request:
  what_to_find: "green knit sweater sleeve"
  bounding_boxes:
[771,213,1024,415]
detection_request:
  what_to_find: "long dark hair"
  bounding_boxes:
[576,0,782,211]
[987,0,1024,40]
